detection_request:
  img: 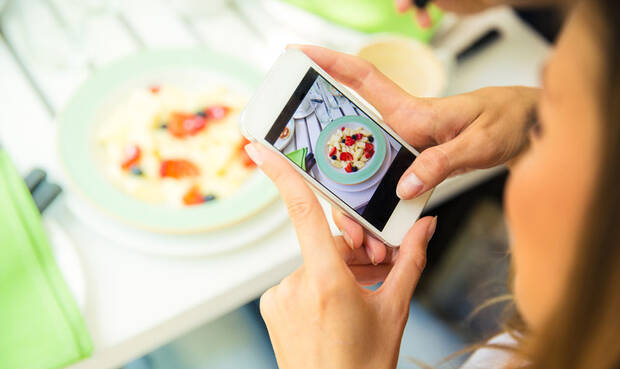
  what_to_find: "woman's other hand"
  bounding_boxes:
[293,44,539,265]
[395,0,495,28]
[244,142,436,369]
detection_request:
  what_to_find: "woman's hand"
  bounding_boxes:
[395,0,496,28]
[395,0,494,14]
[293,44,539,266]
[244,142,437,369]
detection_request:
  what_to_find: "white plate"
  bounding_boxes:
[66,194,289,257]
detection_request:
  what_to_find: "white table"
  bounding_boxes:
[0,1,550,368]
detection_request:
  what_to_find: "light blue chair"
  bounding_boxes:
[398,302,465,368]
[124,302,276,369]
[124,299,463,369]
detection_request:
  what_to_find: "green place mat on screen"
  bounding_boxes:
[286,147,308,171]
[0,150,92,369]
[280,0,443,43]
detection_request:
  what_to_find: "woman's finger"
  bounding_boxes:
[245,143,349,281]
[289,45,470,150]
[396,134,475,199]
[333,236,395,266]
[414,8,433,28]
[395,0,412,12]
[364,233,388,265]
[381,216,437,305]
[288,45,414,124]
[331,208,364,249]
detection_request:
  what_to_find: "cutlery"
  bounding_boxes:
[24,168,46,193]
[32,181,62,214]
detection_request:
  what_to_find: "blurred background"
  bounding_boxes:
[0,0,563,368]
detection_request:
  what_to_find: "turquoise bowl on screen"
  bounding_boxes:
[315,116,387,185]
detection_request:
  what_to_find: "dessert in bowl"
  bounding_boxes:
[315,115,387,185]
[97,85,255,207]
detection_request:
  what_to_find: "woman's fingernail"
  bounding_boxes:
[244,144,263,166]
[426,216,438,243]
[370,253,377,266]
[343,232,354,249]
[397,172,424,199]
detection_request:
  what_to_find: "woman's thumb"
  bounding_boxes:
[396,137,467,199]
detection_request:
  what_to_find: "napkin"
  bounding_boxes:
[286,147,308,171]
[281,0,442,43]
[0,150,92,369]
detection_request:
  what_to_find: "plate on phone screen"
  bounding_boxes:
[315,116,387,185]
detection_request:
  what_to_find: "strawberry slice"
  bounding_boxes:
[168,112,207,138]
[364,142,374,152]
[205,105,229,120]
[182,185,205,206]
[344,162,353,173]
[182,115,206,134]
[121,145,141,170]
[339,152,353,161]
[365,150,375,159]
[168,112,193,138]
[329,147,337,157]
[160,159,200,179]
[345,136,356,146]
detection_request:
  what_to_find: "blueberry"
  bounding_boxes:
[130,166,143,176]
[368,136,374,142]
[341,139,345,144]
[352,166,358,172]
[331,155,337,160]
[203,194,216,202]
[160,123,168,129]
[196,111,206,117]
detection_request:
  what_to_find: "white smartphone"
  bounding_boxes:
[240,49,432,247]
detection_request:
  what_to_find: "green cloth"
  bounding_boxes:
[286,147,308,171]
[281,0,443,43]
[0,151,92,369]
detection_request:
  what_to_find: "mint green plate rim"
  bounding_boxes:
[57,49,278,234]
[315,116,387,185]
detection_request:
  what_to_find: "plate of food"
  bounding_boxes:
[57,49,278,234]
[315,134,392,192]
[315,115,387,185]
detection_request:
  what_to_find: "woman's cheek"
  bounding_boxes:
[504,144,565,329]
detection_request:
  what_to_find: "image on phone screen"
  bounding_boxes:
[265,68,416,231]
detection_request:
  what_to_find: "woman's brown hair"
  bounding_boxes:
[526,0,620,368]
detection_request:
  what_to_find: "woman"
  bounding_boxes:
[243,0,620,367]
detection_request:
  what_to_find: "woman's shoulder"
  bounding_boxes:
[459,333,525,369]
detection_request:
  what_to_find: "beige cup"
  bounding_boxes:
[356,27,499,98]
[356,36,448,98]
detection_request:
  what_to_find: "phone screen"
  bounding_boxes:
[265,68,416,231]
